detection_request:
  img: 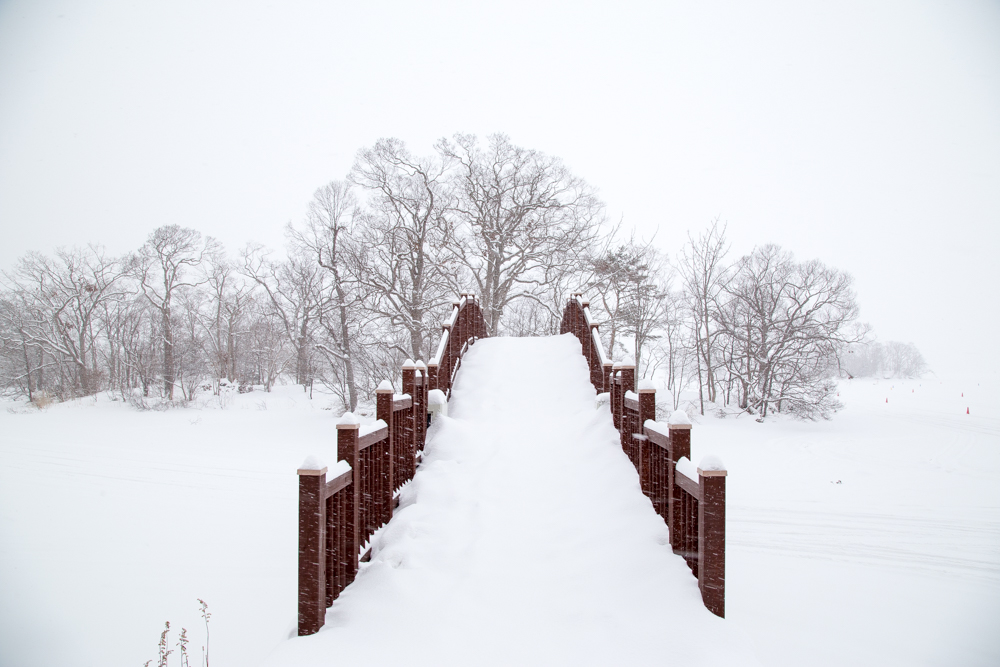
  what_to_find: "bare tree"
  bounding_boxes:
[714,245,864,419]
[588,239,671,371]
[438,133,604,335]
[198,253,255,387]
[350,138,455,360]
[840,340,927,379]
[3,247,126,397]
[288,180,363,410]
[136,226,216,400]
[242,243,329,387]
[679,220,729,414]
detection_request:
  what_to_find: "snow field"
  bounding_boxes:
[266,334,757,666]
[0,388,344,667]
[1,348,997,665]
[692,377,1000,666]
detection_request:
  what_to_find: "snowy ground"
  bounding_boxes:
[0,337,998,666]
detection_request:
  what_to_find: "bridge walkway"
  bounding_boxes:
[269,335,755,667]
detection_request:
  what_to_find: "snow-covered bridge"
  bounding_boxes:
[280,296,745,666]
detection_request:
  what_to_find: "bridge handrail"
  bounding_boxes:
[563,295,728,619]
[296,294,488,636]
[427,294,487,398]
[560,293,612,392]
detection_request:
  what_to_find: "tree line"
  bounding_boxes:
[0,134,923,418]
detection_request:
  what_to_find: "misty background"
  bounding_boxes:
[1,0,998,378]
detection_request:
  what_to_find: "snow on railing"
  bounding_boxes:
[431,329,450,367]
[562,294,728,619]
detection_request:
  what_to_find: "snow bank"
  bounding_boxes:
[428,389,447,407]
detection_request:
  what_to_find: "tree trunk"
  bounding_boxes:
[162,303,174,400]
[335,284,358,411]
[21,338,34,402]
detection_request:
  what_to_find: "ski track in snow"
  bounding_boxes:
[729,506,1000,583]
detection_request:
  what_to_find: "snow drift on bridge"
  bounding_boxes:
[267,334,758,666]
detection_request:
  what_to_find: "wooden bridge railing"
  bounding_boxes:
[296,294,487,635]
[563,294,728,618]
[429,293,487,399]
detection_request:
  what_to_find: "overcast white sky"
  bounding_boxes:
[1,0,998,378]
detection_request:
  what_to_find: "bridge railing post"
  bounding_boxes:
[337,415,361,589]
[297,459,327,636]
[618,363,635,452]
[415,361,428,451]
[402,360,416,481]
[668,419,691,555]
[698,460,727,618]
[376,382,394,523]
[638,384,656,497]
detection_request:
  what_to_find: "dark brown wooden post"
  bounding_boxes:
[668,421,691,555]
[589,322,602,390]
[297,459,327,636]
[698,462,727,618]
[441,322,452,395]
[337,416,360,586]
[427,362,439,393]
[620,363,635,394]
[611,367,622,429]
[414,361,426,452]
[602,361,613,395]
[618,362,635,451]
[376,382,394,523]
[638,385,656,496]
[402,360,416,482]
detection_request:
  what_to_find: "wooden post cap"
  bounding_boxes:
[337,412,361,429]
[297,455,327,476]
[668,409,692,428]
[697,454,727,476]
[375,380,394,394]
